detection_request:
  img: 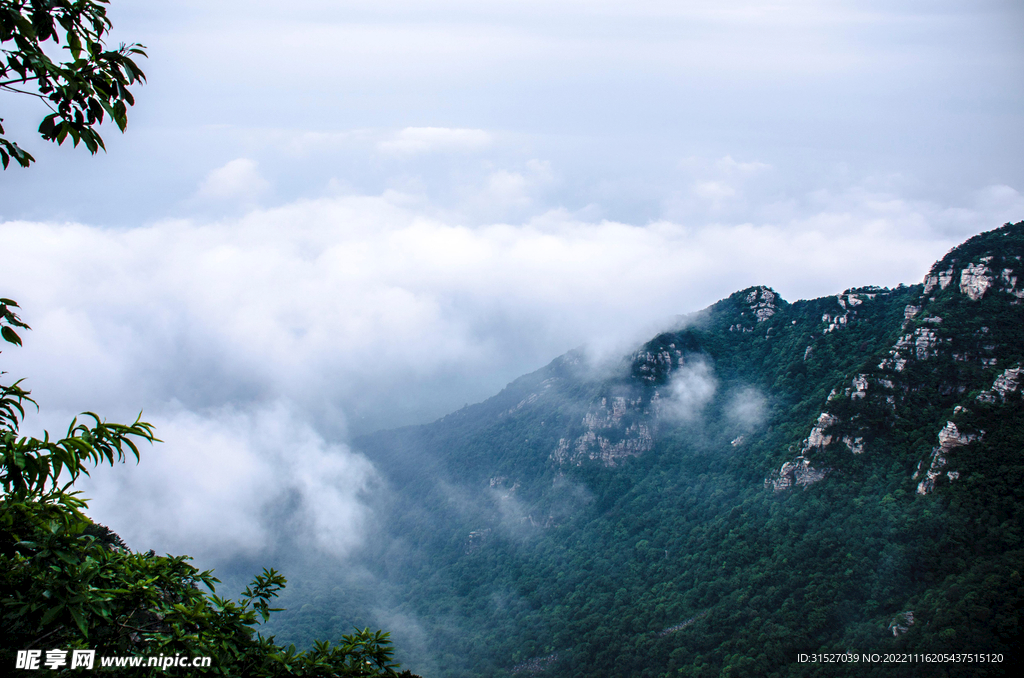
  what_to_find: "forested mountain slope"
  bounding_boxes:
[273,222,1024,677]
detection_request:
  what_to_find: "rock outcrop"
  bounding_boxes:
[915,421,980,495]
[977,366,1022,403]
[803,412,837,451]
[959,263,993,300]
[746,287,778,322]
[551,395,656,466]
[764,457,828,491]
[888,611,915,637]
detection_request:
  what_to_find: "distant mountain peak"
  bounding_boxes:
[346,221,1024,677]
[922,221,1024,301]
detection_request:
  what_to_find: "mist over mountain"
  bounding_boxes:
[2,1,1022,675]
[248,222,1024,676]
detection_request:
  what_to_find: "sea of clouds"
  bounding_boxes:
[1,0,1022,567]
[3,174,1020,563]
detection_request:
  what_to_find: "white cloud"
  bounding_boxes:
[477,159,554,210]
[725,387,767,429]
[196,158,270,202]
[1,182,1007,418]
[0,0,1018,636]
[693,180,737,201]
[1,173,1019,558]
[76,400,376,563]
[378,127,492,155]
[659,359,717,422]
[716,155,772,174]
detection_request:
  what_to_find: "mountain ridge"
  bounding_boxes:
[272,221,1023,678]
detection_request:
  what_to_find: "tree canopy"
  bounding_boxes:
[0,0,146,168]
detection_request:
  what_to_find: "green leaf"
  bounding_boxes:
[40,603,65,627]
[2,325,23,346]
[69,606,89,638]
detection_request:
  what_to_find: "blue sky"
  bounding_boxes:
[1,0,1022,562]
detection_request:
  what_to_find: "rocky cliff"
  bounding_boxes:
[330,221,1024,678]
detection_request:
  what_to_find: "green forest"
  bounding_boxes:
[261,223,1024,677]
[3,1,1021,677]
[4,223,1021,676]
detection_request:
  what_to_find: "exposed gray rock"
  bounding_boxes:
[552,395,655,467]
[803,412,837,450]
[632,347,683,381]
[851,374,868,400]
[937,421,976,449]
[960,263,993,301]
[745,287,777,322]
[999,267,1024,298]
[888,611,914,637]
[977,366,1022,403]
[917,421,980,495]
[765,456,828,492]
[913,328,939,360]
[842,435,865,454]
[923,266,954,294]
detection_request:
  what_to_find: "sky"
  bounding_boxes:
[1,0,1023,565]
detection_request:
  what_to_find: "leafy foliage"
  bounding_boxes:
[0,301,417,676]
[0,0,146,168]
